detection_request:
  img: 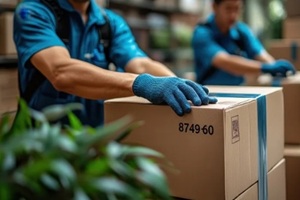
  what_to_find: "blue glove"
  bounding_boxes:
[261,59,296,77]
[132,74,218,116]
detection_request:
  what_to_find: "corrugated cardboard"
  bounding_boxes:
[0,1,19,7]
[283,17,300,39]
[0,12,17,55]
[284,145,300,200]
[0,68,19,114]
[235,159,286,200]
[285,0,300,17]
[266,39,300,71]
[281,74,300,144]
[104,86,284,200]
[252,72,300,144]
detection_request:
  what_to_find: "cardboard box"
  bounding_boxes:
[104,86,284,200]
[0,12,17,55]
[0,68,19,114]
[253,72,300,144]
[285,0,300,17]
[235,159,286,200]
[283,17,300,39]
[0,1,19,7]
[284,145,300,200]
[266,39,300,70]
[281,74,300,144]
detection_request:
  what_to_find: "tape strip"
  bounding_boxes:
[210,92,268,200]
[291,42,298,61]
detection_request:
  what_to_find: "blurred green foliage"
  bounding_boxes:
[0,99,173,200]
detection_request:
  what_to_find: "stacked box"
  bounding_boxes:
[285,0,300,17]
[0,12,17,55]
[253,72,300,144]
[266,39,300,70]
[284,146,300,200]
[0,68,19,115]
[283,0,300,39]
[104,86,284,199]
[283,18,300,39]
[0,1,20,7]
[236,159,286,200]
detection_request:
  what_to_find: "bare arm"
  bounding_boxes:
[125,57,176,77]
[255,50,275,63]
[212,52,263,76]
[31,46,138,100]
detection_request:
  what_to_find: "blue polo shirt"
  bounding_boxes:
[192,14,264,85]
[13,0,146,127]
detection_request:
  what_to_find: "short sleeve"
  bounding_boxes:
[237,22,264,59]
[107,11,147,70]
[13,2,66,68]
[192,26,226,81]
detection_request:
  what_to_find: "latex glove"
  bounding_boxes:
[132,74,218,116]
[261,59,296,77]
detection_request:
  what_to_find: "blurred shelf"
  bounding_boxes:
[0,4,16,12]
[127,19,152,30]
[0,55,18,66]
[109,0,179,14]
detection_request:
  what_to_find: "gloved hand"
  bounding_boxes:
[261,59,296,77]
[132,74,218,116]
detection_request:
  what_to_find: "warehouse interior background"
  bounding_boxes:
[0,0,299,200]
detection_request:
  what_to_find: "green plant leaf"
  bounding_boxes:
[74,188,90,200]
[57,135,78,154]
[122,146,164,159]
[92,177,141,200]
[136,157,165,178]
[107,193,118,200]
[9,99,32,134]
[0,183,11,200]
[109,159,135,179]
[114,120,144,142]
[13,171,44,196]
[40,173,60,190]
[76,116,132,147]
[22,159,52,179]
[106,142,122,159]
[136,170,171,200]
[2,152,15,171]
[85,158,109,176]
[42,103,83,122]
[30,109,47,124]
[0,114,11,137]
[51,159,76,188]
[68,111,83,130]
[136,157,171,200]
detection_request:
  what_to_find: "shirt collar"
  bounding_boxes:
[58,0,106,25]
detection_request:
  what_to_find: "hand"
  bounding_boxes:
[132,74,218,116]
[261,59,296,77]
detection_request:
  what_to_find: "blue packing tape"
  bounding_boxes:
[210,93,268,200]
[291,42,298,61]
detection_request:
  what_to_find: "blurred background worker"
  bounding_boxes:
[192,0,296,85]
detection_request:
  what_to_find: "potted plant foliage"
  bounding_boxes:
[0,100,173,200]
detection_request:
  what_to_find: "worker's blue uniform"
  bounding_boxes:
[13,0,146,127]
[192,14,265,85]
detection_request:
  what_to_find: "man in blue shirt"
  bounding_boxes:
[14,0,218,127]
[192,0,295,85]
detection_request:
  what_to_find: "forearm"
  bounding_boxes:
[54,59,138,100]
[125,57,176,77]
[255,50,275,63]
[213,52,262,75]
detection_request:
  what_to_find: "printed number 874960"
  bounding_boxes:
[178,122,214,135]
